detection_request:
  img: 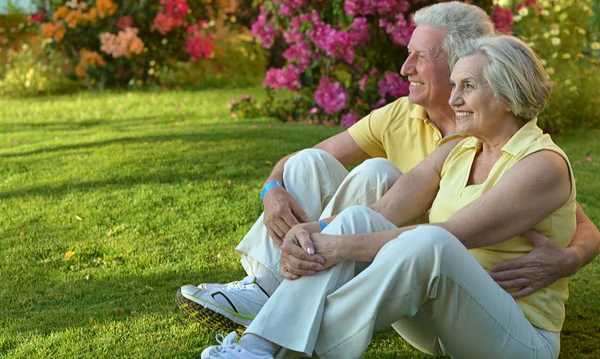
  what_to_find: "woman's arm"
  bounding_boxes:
[369,138,462,226]
[326,149,572,265]
[437,150,572,249]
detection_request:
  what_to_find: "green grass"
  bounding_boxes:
[0,88,598,358]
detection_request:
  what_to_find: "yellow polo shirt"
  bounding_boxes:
[429,120,577,332]
[348,97,454,174]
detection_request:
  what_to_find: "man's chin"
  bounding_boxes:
[407,93,424,106]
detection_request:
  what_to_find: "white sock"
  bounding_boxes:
[238,333,280,357]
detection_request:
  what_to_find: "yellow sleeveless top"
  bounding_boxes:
[429,120,576,332]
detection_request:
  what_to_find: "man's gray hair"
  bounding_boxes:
[413,2,495,62]
[453,35,553,120]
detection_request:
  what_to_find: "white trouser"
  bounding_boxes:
[246,206,561,359]
[235,149,402,288]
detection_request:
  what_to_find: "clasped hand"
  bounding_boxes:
[280,223,342,280]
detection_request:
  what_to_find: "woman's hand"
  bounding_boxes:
[280,223,325,280]
[310,233,345,269]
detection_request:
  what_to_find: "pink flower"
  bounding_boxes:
[314,77,348,115]
[162,0,189,20]
[153,0,189,34]
[153,13,181,34]
[27,9,46,24]
[116,15,133,30]
[264,65,302,91]
[341,110,362,127]
[492,4,514,35]
[379,13,414,47]
[378,71,409,99]
[359,75,368,90]
[186,34,214,61]
[100,27,144,58]
[252,5,278,49]
[350,17,370,47]
[283,41,312,70]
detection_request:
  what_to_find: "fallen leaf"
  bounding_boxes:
[89,317,94,324]
[75,215,83,221]
[85,274,90,281]
[12,139,19,144]
[586,156,592,163]
[575,160,582,165]
[265,160,273,166]
[65,251,75,260]
[227,180,231,186]
[250,125,258,129]
[268,124,272,128]
[20,231,24,238]
[118,307,125,314]
[175,106,179,112]
[170,124,176,128]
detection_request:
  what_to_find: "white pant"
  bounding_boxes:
[236,149,402,289]
[246,206,561,359]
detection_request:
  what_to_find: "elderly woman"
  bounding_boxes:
[201,35,575,359]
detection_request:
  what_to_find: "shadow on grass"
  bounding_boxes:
[0,120,311,159]
[4,263,245,336]
[0,116,175,134]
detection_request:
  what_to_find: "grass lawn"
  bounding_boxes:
[0,87,598,358]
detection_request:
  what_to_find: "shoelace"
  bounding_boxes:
[224,275,256,290]
[209,331,239,355]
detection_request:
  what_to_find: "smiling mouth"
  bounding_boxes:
[455,111,473,118]
[410,81,424,87]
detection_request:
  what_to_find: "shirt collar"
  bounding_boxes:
[459,119,542,153]
[501,119,542,156]
[409,104,429,123]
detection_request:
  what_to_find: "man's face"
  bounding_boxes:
[400,26,453,111]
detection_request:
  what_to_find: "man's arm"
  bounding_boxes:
[262,131,371,246]
[490,203,600,298]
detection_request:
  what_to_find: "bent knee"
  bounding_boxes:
[346,158,402,185]
[335,205,375,222]
[354,158,401,176]
[383,225,461,253]
[285,148,337,169]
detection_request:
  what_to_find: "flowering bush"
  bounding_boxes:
[0,39,76,96]
[247,0,493,126]
[230,94,263,119]
[23,0,225,89]
[494,0,600,132]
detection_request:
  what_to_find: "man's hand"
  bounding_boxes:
[280,224,325,280]
[263,186,310,247]
[490,230,575,299]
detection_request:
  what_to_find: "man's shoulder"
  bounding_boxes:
[376,97,426,126]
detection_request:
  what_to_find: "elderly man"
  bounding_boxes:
[177,1,600,334]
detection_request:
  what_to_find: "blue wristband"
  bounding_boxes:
[318,220,327,230]
[261,181,282,201]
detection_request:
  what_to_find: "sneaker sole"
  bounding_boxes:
[176,288,247,335]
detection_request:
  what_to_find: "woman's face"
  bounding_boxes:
[448,54,509,138]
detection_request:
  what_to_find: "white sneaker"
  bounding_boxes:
[176,275,269,332]
[201,331,273,359]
